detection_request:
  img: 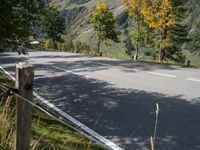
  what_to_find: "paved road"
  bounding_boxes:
[1,51,200,150]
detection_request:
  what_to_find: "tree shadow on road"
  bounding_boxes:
[29,53,84,59]
[34,69,200,150]
[0,52,184,77]
[1,52,200,149]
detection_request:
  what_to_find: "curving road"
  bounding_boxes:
[1,51,200,150]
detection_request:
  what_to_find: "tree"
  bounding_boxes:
[41,4,65,49]
[166,23,189,63]
[90,2,119,55]
[123,0,145,60]
[167,0,190,63]
[141,0,176,62]
[0,0,45,51]
[129,25,153,57]
[189,23,200,55]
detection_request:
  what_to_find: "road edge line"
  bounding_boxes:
[148,71,177,78]
[187,78,200,82]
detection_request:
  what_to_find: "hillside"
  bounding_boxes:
[51,0,200,64]
[51,0,129,59]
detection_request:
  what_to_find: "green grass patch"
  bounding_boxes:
[31,109,104,150]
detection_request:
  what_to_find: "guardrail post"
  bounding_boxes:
[15,62,34,150]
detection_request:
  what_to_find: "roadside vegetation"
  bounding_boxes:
[0,71,104,150]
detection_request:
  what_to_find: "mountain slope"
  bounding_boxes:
[51,0,200,62]
[51,0,128,58]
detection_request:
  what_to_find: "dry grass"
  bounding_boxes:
[0,96,15,150]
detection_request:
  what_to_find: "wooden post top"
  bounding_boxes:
[16,62,33,69]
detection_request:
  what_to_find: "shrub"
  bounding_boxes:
[73,40,92,54]
[62,40,74,52]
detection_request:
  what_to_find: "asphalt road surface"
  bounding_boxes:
[0,51,200,150]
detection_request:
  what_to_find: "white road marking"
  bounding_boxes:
[0,65,123,150]
[96,62,139,72]
[187,78,200,82]
[52,66,90,79]
[96,62,109,66]
[148,72,177,78]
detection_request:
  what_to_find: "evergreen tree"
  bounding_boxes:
[186,0,200,55]
[166,0,190,63]
[167,24,190,63]
[190,23,200,55]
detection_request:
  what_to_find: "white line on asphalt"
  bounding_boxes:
[187,78,200,82]
[52,66,90,79]
[96,62,139,72]
[96,62,108,66]
[0,65,123,150]
[148,72,177,78]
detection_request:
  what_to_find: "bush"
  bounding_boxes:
[40,39,93,55]
[55,42,62,51]
[73,40,92,54]
[143,50,157,60]
[62,39,74,52]
[43,39,55,50]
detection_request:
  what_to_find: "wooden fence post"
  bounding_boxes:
[15,62,34,150]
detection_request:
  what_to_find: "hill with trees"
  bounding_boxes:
[48,0,200,65]
[0,0,199,65]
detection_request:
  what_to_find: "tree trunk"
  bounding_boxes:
[159,50,163,62]
[159,50,162,62]
[134,16,140,61]
[52,39,56,50]
[97,37,101,55]
[159,29,167,62]
[159,49,166,62]
[161,50,165,62]
[134,44,139,61]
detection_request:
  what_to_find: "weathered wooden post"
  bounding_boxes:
[15,62,34,150]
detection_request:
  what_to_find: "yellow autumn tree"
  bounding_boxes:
[90,2,119,55]
[122,0,145,60]
[141,0,176,62]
